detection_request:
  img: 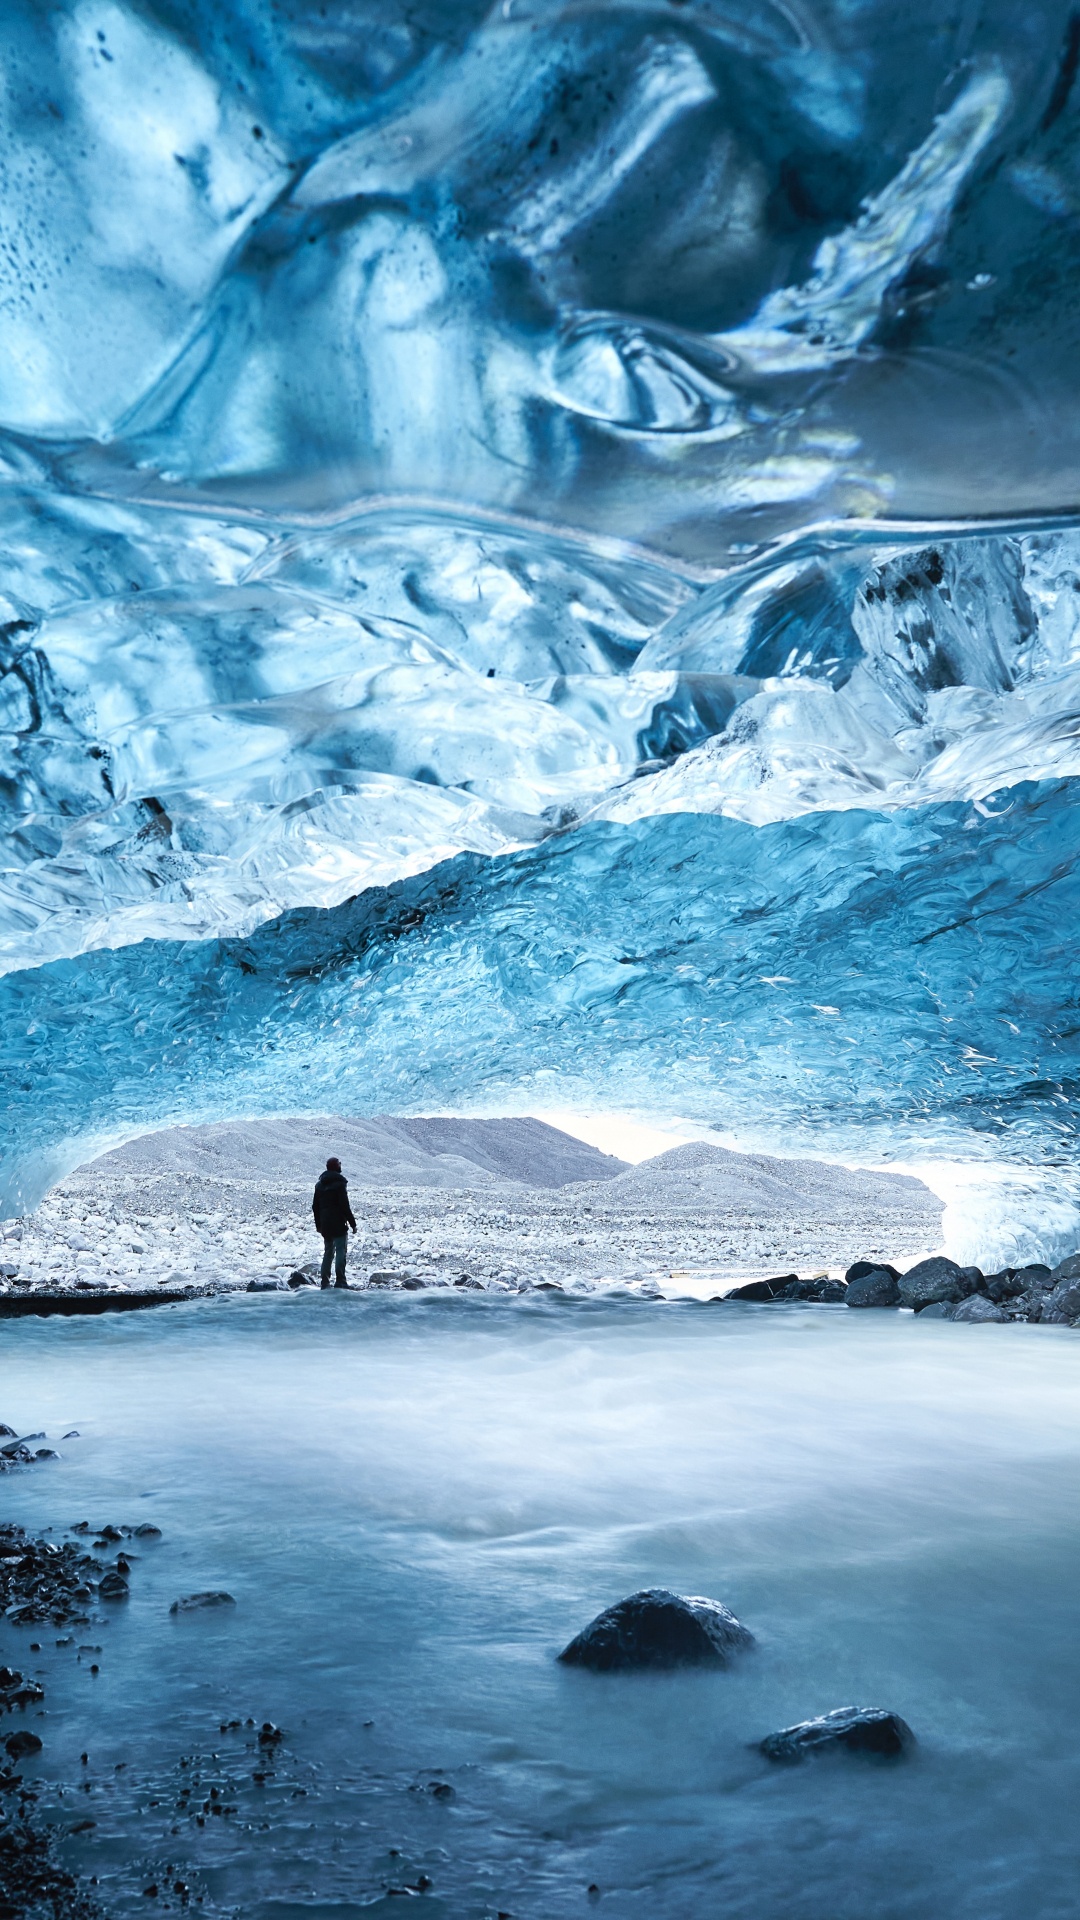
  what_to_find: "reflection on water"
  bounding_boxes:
[4,1293,1080,1918]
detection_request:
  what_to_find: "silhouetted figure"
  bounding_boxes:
[312,1156,357,1288]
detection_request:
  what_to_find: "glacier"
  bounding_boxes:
[3,0,1080,1222]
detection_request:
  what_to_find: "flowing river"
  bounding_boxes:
[4,1293,1080,1919]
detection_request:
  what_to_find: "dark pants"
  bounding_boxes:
[321,1233,349,1286]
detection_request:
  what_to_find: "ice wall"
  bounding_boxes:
[2,1,1080,1209]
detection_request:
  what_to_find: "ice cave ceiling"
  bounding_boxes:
[2,0,1080,1207]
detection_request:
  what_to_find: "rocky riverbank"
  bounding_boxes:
[721,1253,1080,1324]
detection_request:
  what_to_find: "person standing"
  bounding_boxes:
[312,1156,357,1288]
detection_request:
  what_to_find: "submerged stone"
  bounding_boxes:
[169,1591,237,1614]
[4,1730,43,1761]
[760,1706,915,1763]
[558,1588,754,1671]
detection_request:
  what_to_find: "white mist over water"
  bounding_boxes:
[5,1294,1080,1918]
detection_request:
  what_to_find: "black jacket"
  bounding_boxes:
[312,1170,357,1237]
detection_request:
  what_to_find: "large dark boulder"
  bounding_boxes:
[897,1257,965,1309]
[760,1706,915,1763]
[558,1589,753,1672]
[845,1268,900,1308]
[1051,1253,1080,1283]
[845,1260,899,1284]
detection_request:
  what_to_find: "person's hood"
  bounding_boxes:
[316,1169,348,1189]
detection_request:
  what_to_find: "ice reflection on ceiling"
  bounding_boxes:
[2,0,1080,1205]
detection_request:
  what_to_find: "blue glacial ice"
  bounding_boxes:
[2,0,1080,1217]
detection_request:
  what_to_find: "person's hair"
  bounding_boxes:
[326,1156,341,1172]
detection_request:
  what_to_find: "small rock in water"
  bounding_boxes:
[916,1301,952,1319]
[845,1268,900,1308]
[952,1294,1008,1324]
[760,1705,915,1763]
[99,1571,129,1600]
[5,1729,44,1760]
[897,1257,966,1309]
[558,1588,754,1671]
[169,1591,237,1613]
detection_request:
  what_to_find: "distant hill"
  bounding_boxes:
[86,1114,630,1191]
[84,1121,940,1221]
[579,1140,941,1217]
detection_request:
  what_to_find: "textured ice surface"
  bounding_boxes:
[3,2,1080,1214]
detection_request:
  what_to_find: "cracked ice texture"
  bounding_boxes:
[2,0,1080,1192]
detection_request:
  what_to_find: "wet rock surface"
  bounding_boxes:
[952,1294,1008,1324]
[830,1250,1080,1327]
[0,1515,162,1917]
[845,1260,900,1284]
[170,1592,236,1614]
[725,1274,846,1303]
[845,1268,901,1308]
[558,1589,754,1672]
[897,1257,967,1308]
[760,1706,916,1763]
[0,1525,117,1629]
[1041,1276,1080,1323]
[0,1811,102,1920]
